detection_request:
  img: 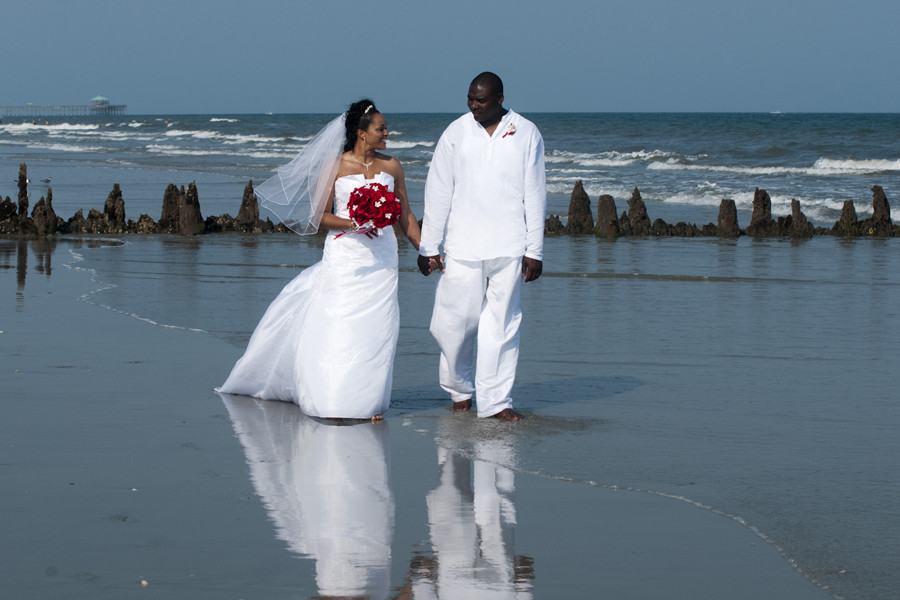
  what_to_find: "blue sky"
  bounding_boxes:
[4,0,898,114]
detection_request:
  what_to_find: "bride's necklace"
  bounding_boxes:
[349,154,375,170]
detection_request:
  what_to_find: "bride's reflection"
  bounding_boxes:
[221,394,394,599]
[407,436,534,598]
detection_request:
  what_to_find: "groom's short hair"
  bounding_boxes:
[471,72,503,96]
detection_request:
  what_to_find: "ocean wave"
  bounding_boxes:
[554,167,604,174]
[546,149,691,168]
[386,140,435,149]
[648,157,900,177]
[2,121,295,149]
[165,128,219,139]
[27,141,104,153]
[163,128,291,145]
[651,188,871,224]
[69,129,154,141]
[0,122,100,135]
[145,144,290,159]
[546,180,634,199]
[812,157,900,173]
[210,117,239,123]
[222,134,299,146]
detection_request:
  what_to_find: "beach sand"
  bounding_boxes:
[1,240,831,599]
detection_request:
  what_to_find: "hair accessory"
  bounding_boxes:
[364,105,375,115]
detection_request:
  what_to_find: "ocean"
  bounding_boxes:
[2,112,899,228]
[2,113,899,599]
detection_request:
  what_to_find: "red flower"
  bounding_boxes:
[347,183,402,231]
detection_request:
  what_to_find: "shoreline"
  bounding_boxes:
[2,163,897,240]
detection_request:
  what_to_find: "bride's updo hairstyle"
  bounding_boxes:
[343,99,379,152]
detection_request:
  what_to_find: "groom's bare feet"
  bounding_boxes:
[491,408,523,422]
[452,399,472,413]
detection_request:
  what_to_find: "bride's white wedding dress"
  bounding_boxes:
[219,172,399,419]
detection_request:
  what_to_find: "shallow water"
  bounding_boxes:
[3,233,898,599]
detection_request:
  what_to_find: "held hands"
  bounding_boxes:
[522,257,542,282]
[417,254,443,276]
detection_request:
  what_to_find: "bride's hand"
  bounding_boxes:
[351,221,378,239]
[417,254,443,275]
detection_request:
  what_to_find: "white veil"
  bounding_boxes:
[255,113,346,235]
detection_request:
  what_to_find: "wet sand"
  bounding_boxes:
[1,243,830,599]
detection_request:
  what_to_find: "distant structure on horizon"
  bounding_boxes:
[0,94,127,118]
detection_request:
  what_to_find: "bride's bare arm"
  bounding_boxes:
[391,161,421,250]
[318,184,355,231]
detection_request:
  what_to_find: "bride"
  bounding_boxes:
[218,100,423,421]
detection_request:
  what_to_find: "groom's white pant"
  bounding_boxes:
[430,255,523,418]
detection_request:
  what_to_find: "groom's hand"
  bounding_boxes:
[522,257,542,282]
[418,254,443,276]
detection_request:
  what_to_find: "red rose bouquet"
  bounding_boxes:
[346,182,402,233]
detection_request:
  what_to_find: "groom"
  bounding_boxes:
[417,72,547,422]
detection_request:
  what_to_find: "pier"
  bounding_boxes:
[1,94,126,118]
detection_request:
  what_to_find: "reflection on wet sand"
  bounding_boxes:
[221,394,394,599]
[1,238,127,303]
[0,238,58,298]
[406,436,534,599]
[220,393,534,599]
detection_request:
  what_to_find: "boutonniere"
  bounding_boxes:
[501,123,516,138]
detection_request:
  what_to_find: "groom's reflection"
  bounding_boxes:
[221,395,394,600]
[406,438,534,598]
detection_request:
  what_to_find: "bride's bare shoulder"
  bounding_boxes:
[377,153,404,176]
[335,153,365,179]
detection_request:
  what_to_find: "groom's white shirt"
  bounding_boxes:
[419,109,547,261]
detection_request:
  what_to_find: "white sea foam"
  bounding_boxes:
[222,133,293,145]
[546,179,633,199]
[145,144,290,159]
[45,126,286,145]
[28,142,104,153]
[546,148,691,169]
[163,128,287,145]
[812,157,900,173]
[162,129,195,138]
[386,140,435,149]
[242,150,296,159]
[210,117,239,123]
[146,144,224,156]
[554,168,606,176]
[648,157,900,177]
[0,122,100,135]
[166,129,219,140]
[648,188,872,225]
